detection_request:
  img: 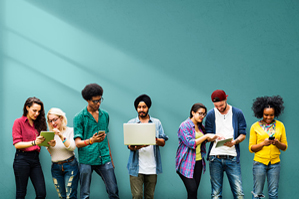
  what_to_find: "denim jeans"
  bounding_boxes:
[79,162,119,199]
[13,150,46,199]
[252,161,280,199]
[51,156,80,199]
[129,174,157,199]
[209,156,244,199]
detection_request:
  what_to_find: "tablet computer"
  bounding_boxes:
[123,123,156,145]
[38,131,55,146]
[215,137,233,148]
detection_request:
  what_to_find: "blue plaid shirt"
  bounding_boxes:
[175,118,207,178]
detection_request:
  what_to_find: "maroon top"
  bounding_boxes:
[12,116,41,152]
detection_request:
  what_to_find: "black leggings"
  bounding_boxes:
[177,160,203,199]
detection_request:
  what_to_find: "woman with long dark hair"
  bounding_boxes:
[175,103,218,199]
[249,95,288,199]
[12,97,55,199]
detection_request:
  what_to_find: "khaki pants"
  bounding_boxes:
[130,174,157,199]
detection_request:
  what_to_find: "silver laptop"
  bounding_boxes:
[123,123,156,145]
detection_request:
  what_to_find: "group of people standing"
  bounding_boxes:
[12,84,287,199]
[12,83,167,199]
[175,90,288,199]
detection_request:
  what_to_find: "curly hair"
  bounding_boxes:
[81,83,103,101]
[252,95,284,118]
[23,97,47,133]
[190,103,207,134]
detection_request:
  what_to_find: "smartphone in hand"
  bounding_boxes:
[97,130,105,136]
[269,136,275,140]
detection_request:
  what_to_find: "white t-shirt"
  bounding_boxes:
[48,127,76,162]
[210,105,237,156]
[138,145,156,174]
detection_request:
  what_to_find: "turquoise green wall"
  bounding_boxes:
[1,0,298,198]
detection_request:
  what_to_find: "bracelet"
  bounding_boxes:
[89,138,93,145]
[62,138,67,144]
[84,140,89,146]
[32,140,36,146]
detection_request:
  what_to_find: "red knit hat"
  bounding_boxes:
[211,90,227,102]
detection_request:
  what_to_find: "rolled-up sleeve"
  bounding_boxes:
[237,111,247,135]
[157,120,168,141]
[12,119,22,145]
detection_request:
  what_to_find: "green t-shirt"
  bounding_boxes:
[73,107,111,165]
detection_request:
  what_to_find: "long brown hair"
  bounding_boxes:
[23,97,47,133]
[190,103,207,134]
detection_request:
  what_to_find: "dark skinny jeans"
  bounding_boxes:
[13,150,46,199]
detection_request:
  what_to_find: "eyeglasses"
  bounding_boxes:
[197,112,206,117]
[49,117,59,123]
[92,98,104,104]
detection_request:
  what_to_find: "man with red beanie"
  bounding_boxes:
[205,89,247,199]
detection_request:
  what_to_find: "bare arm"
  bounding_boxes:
[224,134,246,147]
[196,134,218,146]
[14,136,45,149]
[75,133,106,148]
[156,138,165,147]
[273,139,287,150]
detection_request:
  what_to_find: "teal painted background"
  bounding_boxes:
[1,0,298,198]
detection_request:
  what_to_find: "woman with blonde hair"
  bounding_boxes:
[47,108,79,199]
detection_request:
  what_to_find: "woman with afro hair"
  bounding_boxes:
[249,95,288,199]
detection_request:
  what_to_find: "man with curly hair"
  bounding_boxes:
[205,89,247,199]
[74,83,119,199]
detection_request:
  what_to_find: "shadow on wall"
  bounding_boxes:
[23,0,214,93]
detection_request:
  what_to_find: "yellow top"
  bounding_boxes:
[195,131,204,161]
[249,120,288,165]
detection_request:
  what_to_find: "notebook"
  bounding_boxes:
[123,123,156,145]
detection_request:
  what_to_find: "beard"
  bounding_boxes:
[218,103,227,113]
[138,111,148,118]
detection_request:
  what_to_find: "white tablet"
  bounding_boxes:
[215,137,233,148]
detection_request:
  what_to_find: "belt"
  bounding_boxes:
[53,156,75,165]
[53,156,75,172]
[211,155,235,159]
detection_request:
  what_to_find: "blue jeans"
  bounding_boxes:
[13,150,46,199]
[252,161,280,199]
[51,156,80,199]
[209,156,244,199]
[79,162,119,199]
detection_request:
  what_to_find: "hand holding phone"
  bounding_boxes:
[92,130,106,143]
[97,130,105,135]
[269,136,275,140]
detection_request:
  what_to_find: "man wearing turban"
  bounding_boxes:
[126,94,169,199]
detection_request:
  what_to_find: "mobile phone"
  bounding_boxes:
[97,130,105,135]
[269,136,275,140]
